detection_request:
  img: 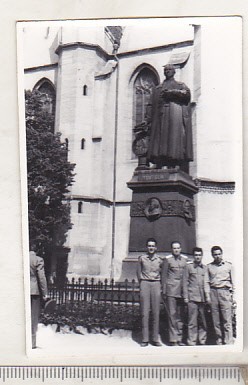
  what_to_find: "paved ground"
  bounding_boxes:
[31,324,176,356]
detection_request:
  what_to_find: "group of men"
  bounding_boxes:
[137,239,235,347]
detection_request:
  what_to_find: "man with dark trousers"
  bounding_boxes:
[161,241,187,346]
[30,249,48,349]
[137,238,162,347]
[207,246,234,345]
[183,247,211,345]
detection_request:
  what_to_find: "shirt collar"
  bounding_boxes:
[173,255,181,260]
[213,261,224,266]
[146,253,157,261]
[193,262,203,268]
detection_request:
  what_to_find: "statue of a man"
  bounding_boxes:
[146,64,193,169]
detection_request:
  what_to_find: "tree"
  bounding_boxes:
[25,89,75,279]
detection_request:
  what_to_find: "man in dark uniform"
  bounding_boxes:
[183,247,210,345]
[207,246,234,345]
[137,238,162,347]
[30,249,48,348]
[161,241,187,346]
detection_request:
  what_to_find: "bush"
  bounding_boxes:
[41,302,141,333]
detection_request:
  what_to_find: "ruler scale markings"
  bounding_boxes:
[62,367,65,381]
[0,366,242,383]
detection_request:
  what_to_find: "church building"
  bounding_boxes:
[21,18,242,281]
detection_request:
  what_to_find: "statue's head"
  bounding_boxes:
[163,64,176,78]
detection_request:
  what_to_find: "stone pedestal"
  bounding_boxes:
[119,168,198,281]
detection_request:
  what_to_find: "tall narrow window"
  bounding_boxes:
[81,138,85,149]
[65,138,69,150]
[34,78,56,115]
[132,67,159,157]
[78,201,83,214]
[83,85,88,96]
[134,67,159,126]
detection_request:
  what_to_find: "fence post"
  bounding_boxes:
[117,282,121,307]
[104,279,108,307]
[78,278,81,304]
[71,277,75,306]
[84,278,88,302]
[124,279,128,307]
[110,279,114,309]
[90,278,94,304]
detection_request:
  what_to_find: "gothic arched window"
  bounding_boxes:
[132,66,159,157]
[133,67,159,126]
[34,78,56,115]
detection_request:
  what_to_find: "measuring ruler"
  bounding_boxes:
[0,366,246,384]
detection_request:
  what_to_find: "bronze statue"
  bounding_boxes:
[146,64,193,169]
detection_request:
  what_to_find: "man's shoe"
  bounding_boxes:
[178,342,186,346]
[151,341,162,347]
[169,342,178,346]
[140,342,148,347]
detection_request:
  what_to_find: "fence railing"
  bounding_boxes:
[48,278,140,309]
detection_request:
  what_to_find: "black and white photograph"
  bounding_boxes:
[17,17,243,357]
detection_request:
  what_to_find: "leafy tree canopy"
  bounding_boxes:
[25,89,75,272]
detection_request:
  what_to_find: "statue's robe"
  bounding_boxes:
[146,79,193,166]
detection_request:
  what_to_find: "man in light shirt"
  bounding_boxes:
[137,238,163,347]
[207,246,234,345]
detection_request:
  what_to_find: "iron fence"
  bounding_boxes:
[48,278,140,309]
